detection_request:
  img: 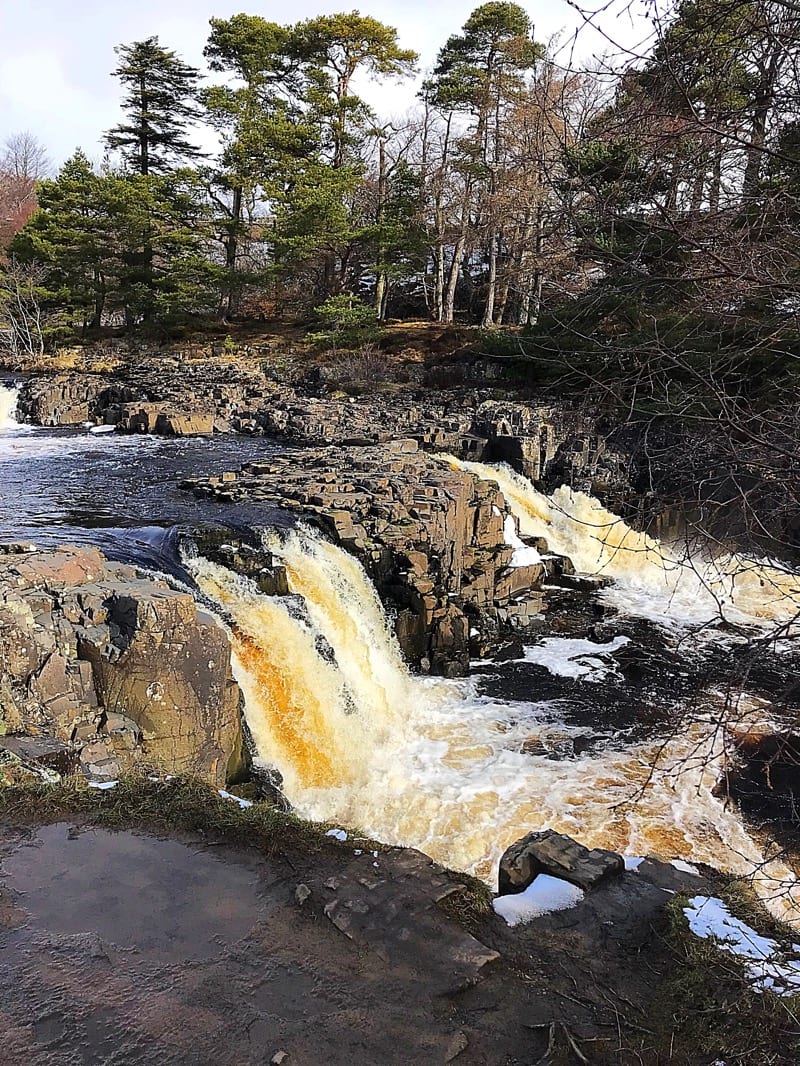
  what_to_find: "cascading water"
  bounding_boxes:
[453,458,800,630]
[0,385,19,432]
[188,524,800,924]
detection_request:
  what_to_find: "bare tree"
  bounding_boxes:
[0,259,47,364]
[0,132,49,251]
[1,132,50,181]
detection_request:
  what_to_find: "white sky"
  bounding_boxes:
[0,0,652,169]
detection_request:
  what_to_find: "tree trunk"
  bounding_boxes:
[444,234,466,324]
[90,271,105,332]
[744,49,782,202]
[482,230,498,328]
[138,73,149,177]
[222,184,243,320]
[375,138,388,318]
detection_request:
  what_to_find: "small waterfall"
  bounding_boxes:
[0,385,19,431]
[453,458,800,630]
[188,526,800,923]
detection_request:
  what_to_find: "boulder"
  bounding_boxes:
[498,830,625,895]
[0,545,244,786]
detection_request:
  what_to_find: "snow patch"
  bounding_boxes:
[671,859,700,876]
[88,780,118,790]
[218,789,253,809]
[624,856,645,871]
[521,635,630,682]
[325,828,348,841]
[494,874,585,926]
[684,896,800,996]
[503,514,543,568]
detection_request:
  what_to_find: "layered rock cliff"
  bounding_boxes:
[0,544,244,785]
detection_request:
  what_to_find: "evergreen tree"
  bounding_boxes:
[430,3,541,326]
[10,151,113,333]
[276,13,418,299]
[203,15,313,317]
[293,13,417,170]
[106,37,202,176]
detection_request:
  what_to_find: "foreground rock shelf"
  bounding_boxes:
[0,786,778,1066]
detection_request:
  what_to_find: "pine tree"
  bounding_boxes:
[430,3,541,326]
[203,15,312,317]
[10,151,113,333]
[105,37,202,176]
[293,13,417,171]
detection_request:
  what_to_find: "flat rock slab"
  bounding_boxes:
[0,823,545,1066]
[0,736,76,776]
[498,829,625,894]
[308,847,499,994]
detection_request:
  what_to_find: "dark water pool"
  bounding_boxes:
[0,396,291,574]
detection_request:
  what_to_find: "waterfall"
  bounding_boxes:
[453,458,800,631]
[0,386,19,432]
[187,525,800,923]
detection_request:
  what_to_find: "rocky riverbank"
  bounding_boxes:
[10,359,630,496]
[3,357,800,1063]
[8,358,632,676]
[0,544,244,787]
[185,441,572,676]
[1,775,796,1066]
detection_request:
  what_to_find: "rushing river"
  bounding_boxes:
[3,382,800,922]
[0,382,290,574]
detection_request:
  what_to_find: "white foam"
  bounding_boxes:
[454,459,800,632]
[521,635,629,681]
[187,528,800,925]
[0,385,19,431]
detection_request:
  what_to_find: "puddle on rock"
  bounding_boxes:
[1,823,267,961]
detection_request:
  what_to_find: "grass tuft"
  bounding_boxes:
[652,887,800,1066]
[0,774,332,855]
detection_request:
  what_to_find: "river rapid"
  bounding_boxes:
[3,382,800,922]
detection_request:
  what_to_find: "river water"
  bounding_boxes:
[3,383,800,922]
[0,383,289,575]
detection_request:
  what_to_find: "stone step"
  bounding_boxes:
[303,847,498,995]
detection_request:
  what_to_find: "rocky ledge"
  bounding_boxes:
[0,544,244,786]
[184,441,581,676]
[12,363,631,497]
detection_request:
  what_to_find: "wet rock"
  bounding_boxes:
[498,830,625,894]
[0,545,244,786]
[311,847,499,994]
[15,374,112,426]
[185,445,552,676]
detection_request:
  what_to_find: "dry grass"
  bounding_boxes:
[651,890,800,1065]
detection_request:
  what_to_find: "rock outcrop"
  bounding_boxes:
[14,363,622,486]
[498,829,626,894]
[184,442,578,676]
[0,544,243,785]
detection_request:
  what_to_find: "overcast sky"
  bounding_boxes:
[0,0,651,169]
